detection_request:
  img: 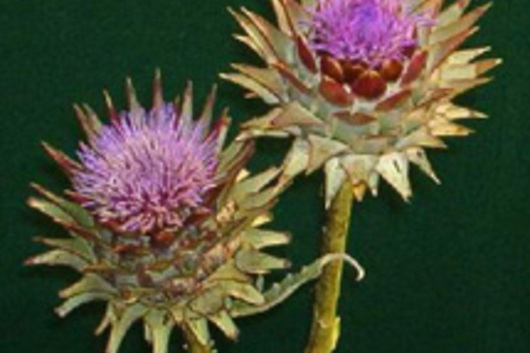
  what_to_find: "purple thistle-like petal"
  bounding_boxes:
[309,0,432,66]
[73,103,219,235]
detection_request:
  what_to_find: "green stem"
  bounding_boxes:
[182,325,213,353]
[304,181,354,353]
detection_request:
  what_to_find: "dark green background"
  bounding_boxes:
[1,0,528,352]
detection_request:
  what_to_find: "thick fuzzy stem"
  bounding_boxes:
[182,326,213,353]
[304,181,354,353]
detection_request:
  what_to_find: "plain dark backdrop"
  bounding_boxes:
[1,0,529,352]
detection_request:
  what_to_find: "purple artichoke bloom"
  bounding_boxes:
[72,102,219,235]
[28,74,308,353]
[309,0,432,67]
[228,0,500,200]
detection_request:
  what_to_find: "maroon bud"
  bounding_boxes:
[342,61,368,84]
[379,59,404,82]
[319,75,354,106]
[320,55,345,83]
[401,50,428,86]
[296,36,317,73]
[352,70,387,100]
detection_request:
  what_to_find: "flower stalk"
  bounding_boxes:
[304,181,354,353]
[183,326,213,353]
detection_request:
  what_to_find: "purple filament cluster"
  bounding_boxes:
[309,0,430,66]
[73,104,218,235]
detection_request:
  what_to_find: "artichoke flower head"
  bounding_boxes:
[225,0,501,206]
[27,73,297,353]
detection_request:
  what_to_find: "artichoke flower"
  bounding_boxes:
[224,0,501,206]
[26,73,358,353]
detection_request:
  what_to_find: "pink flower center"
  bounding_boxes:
[73,104,218,235]
[309,0,430,66]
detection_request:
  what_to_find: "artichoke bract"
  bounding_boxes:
[27,73,296,353]
[224,0,501,206]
